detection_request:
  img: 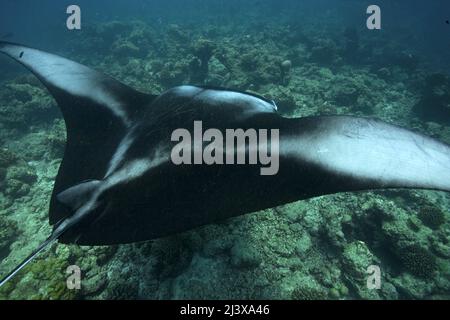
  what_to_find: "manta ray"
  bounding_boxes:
[1,41,450,286]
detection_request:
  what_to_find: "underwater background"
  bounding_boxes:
[0,0,449,299]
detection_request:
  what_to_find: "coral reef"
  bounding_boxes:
[0,11,449,300]
[280,60,292,85]
[230,239,262,269]
[105,281,139,300]
[309,39,339,65]
[151,236,193,278]
[418,205,446,230]
[291,286,327,300]
[0,82,55,130]
[189,39,216,84]
[3,164,37,197]
[400,245,438,279]
[0,217,18,259]
[341,241,375,280]
[0,148,17,168]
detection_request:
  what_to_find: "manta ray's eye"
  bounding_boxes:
[19,51,24,58]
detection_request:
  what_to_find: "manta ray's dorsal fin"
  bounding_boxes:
[0,41,157,225]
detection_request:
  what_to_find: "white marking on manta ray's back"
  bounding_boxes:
[105,130,136,177]
[104,152,167,188]
[69,153,168,226]
[284,119,450,191]
[173,85,202,96]
[7,46,131,127]
[202,90,276,112]
[173,85,276,113]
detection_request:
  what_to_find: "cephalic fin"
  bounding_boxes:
[57,180,101,212]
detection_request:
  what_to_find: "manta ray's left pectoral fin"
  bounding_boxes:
[0,41,156,127]
[0,41,159,226]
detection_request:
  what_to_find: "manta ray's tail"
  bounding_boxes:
[0,219,68,288]
[0,236,55,288]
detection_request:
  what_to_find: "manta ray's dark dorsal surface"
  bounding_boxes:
[1,41,450,286]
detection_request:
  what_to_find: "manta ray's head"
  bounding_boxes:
[167,85,278,114]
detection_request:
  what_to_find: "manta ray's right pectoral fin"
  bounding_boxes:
[0,41,158,226]
[281,115,450,196]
